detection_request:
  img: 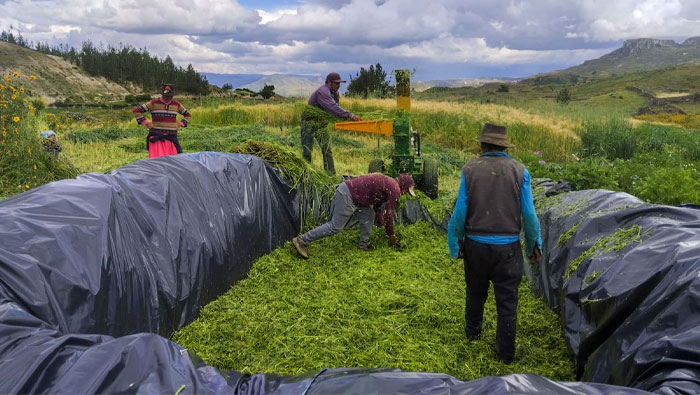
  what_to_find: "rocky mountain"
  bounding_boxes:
[0,41,132,103]
[524,37,700,85]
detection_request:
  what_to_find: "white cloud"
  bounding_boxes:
[258,9,298,24]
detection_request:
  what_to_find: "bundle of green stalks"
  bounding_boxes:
[230,140,340,230]
[173,222,574,381]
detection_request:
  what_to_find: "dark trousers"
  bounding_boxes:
[464,238,523,362]
[301,117,335,174]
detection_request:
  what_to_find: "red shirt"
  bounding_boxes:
[345,174,400,237]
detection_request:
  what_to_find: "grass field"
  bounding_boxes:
[3,81,700,381]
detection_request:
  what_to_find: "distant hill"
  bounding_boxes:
[413,77,518,92]
[202,73,267,89]
[524,37,700,85]
[240,75,320,98]
[0,41,133,103]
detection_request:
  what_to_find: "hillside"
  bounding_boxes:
[240,75,319,98]
[0,41,133,103]
[524,37,700,85]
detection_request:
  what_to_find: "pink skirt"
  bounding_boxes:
[148,140,178,158]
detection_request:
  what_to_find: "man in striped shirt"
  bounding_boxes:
[133,84,192,158]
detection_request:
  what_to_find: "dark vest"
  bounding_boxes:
[463,155,525,236]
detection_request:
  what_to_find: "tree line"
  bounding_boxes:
[1,27,208,95]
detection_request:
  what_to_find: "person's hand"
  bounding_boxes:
[529,246,542,265]
[178,121,186,128]
[144,121,153,129]
[457,239,465,259]
[388,234,398,247]
[351,114,361,121]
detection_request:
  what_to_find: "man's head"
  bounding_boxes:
[474,123,514,152]
[397,173,416,197]
[161,84,175,100]
[325,72,346,92]
[40,130,57,142]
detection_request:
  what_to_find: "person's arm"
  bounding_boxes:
[316,86,355,119]
[447,171,468,258]
[133,101,153,128]
[178,104,191,127]
[520,168,542,257]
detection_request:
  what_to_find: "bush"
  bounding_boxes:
[556,87,571,105]
[0,71,78,199]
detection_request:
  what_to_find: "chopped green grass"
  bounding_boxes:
[173,222,574,381]
[565,225,644,278]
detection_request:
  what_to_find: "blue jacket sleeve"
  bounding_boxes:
[448,172,468,258]
[521,169,542,255]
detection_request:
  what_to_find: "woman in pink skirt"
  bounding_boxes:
[133,84,192,158]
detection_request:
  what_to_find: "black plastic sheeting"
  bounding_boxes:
[526,188,700,394]
[0,154,657,394]
[0,152,299,337]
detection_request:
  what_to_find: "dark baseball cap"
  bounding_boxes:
[325,72,346,83]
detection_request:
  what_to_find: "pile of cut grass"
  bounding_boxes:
[173,222,575,381]
[230,140,339,229]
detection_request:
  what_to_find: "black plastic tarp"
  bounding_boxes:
[526,189,700,393]
[0,152,299,337]
[0,298,649,394]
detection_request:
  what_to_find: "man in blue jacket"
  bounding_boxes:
[301,72,360,174]
[447,123,542,364]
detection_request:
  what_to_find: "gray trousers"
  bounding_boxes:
[300,183,375,248]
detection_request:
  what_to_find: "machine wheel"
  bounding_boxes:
[368,159,385,173]
[422,158,439,199]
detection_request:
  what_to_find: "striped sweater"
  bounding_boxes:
[133,98,191,133]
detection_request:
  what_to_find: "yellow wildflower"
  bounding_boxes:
[12,116,20,123]
[34,164,37,170]
[4,76,11,83]
[28,105,35,111]
[27,147,32,155]
[10,86,16,92]
[0,84,4,90]
[11,94,16,100]
[13,72,20,77]
[19,87,24,93]
[13,128,18,134]
[25,184,29,189]
[29,75,36,80]
[2,129,5,137]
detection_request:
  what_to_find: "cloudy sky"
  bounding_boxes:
[2,0,700,82]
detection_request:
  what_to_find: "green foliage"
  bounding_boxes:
[30,97,46,111]
[579,118,636,160]
[497,84,510,93]
[556,87,571,105]
[347,63,394,99]
[173,222,574,379]
[68,126,142,144]
[258,84,275,99]
[222,83,233,91]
